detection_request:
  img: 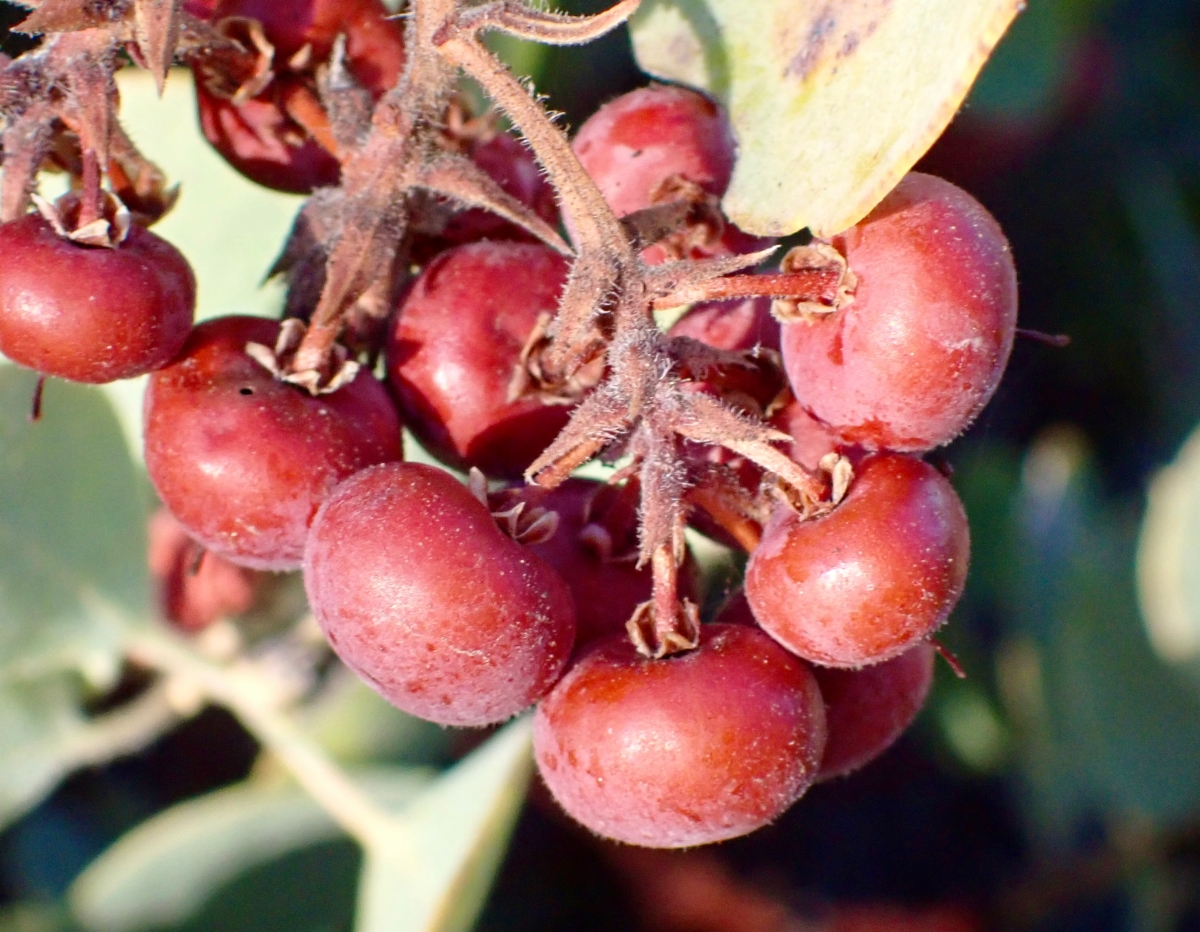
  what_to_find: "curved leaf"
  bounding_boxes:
[0,367,148,686]
[629,0,1022,237]
[69,768,432,932]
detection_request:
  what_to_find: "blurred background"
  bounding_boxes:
[6,0,1200,930]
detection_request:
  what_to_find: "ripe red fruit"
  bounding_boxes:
[745,453,969,667]
[386,240,573,479]
[304,462,576,726]
[0,215,195,383]
[572,85,767,263]
[781,172,1018,452]
[148,508,262,633]
[194,0,405,193]
[495,479,700,646]
[143,315,402,570]
[534,624,826,848]
[814,641,935,780]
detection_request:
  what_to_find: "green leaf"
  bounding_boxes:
[0,367,148,686]
[69,768,431,932]
[628,0,1022,237]
[355,717,534,932]
[1137,423,1200,667]
[0,674,87,829]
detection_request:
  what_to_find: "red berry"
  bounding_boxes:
[814,641,935,780]
[496,479,700,646]
[304,462,576,726]
[534,624,827,848]
[143,316,402,570]
[745,454,969,667]
[386,241,573,479]
[194,0,405,193]
[668,295,780,354]
[572,85,768,263]
[0,215,195,383]
[194,89,341,195]
[148,508,262,633]
[781,173,1018,451]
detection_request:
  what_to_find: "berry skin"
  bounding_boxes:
[0,215,195,383]
[745,453,969,668]
[781,172,1018,452]
[194,0,405,193]
[386,241,573,480]
[304,462,576,726]
[572,85,768,263]
[143,316,402,571]
[147,508,262,633]
[496,479,700,646]
[814,641,935,780]
[534,624,827,848]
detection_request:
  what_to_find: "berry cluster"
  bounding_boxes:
[0,0,1017,850]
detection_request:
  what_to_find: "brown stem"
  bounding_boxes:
[686,484,763,552]
[1016,328,1071,347]
[652,268,843,310]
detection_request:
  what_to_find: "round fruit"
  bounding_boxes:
[143,315,402,570]
[534,624,826,847]
[148,508,262,633]
[745,453,969,667]
[386,240,573,479]
[304,462,576,726]
[780,172,1018,451]
[572,85,767,263]
[496,479,700,646]
[0,215,195,383]
[194,0,405,193]
[814,641,935,780]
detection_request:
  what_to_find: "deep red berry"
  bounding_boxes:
[781,173,1018,451]
[143,316,402,570]
[194,0,405,193]
[572,85,768,263]
[148,508,262,633]
[386,241,573,479]
[534,624,826,848]
[496,479,700,646]
[0,215,195,383]
[304,462,576,726]
[745,454,969,667]
[814,641,935,780]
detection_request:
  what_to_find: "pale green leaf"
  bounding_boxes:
[0,367,148,685]
[628,0,1022,237]
[356,717,534,932]
[69,768,431,932]
[0,674,87,829]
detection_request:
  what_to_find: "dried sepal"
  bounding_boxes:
[770,239,856,322]
[245,318,361,395]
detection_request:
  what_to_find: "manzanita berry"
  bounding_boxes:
[386,240,574,479]
[572,84,769,263]
[0,215,195,383]
[745,453,969,668]
[534,624,826,848]
[194,0,405,193]
[143,315,402,570]
[304,462,576,726]
[814,641,936,780]
[781,172,1018,452]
